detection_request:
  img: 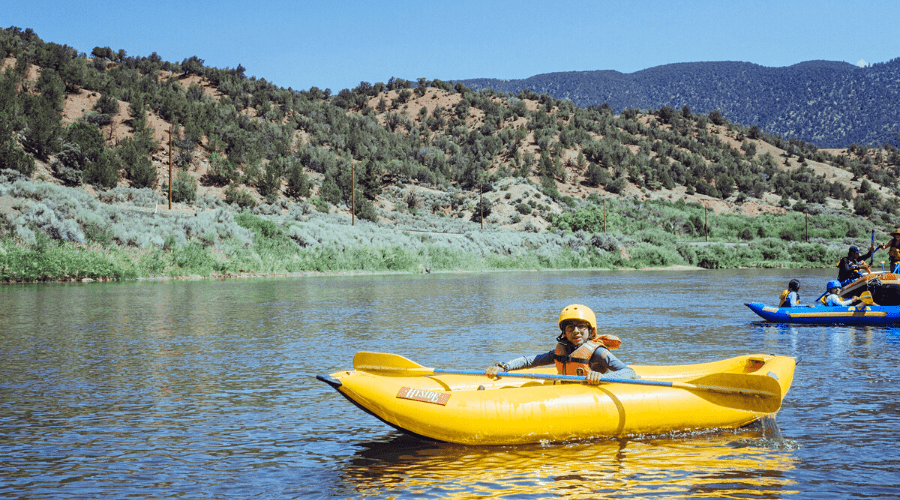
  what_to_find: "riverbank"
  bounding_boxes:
[0,240,828,284]
[0,204,849,283]
[0,172,872,284]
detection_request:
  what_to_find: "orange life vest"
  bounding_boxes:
[553,335,622,375]
[554,341,601,376]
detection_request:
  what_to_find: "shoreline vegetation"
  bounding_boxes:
[0,171,882,284]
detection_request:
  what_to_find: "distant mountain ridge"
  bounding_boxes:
[460,59,900,148]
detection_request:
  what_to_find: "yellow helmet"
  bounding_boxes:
[558,304,597,337]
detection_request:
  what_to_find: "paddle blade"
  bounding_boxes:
[352,351,433,375]
[859,291,874,305]
[685,373,783,413]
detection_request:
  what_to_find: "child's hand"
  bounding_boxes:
[485,366,502,379]
[585,371,603,385]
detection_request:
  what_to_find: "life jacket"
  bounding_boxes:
[778,289,789,307]
[824,293,850,307]
[553,335,621,376]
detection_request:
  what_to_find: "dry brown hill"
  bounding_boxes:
[7,56,897,226]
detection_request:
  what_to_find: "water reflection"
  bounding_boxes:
[335,424,798,499]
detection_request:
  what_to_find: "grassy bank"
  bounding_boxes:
[0,232,848,283]
[0,171,886,283]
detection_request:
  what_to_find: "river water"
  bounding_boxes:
[2,268,899,499]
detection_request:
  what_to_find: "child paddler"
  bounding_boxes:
[779,279,803,307]
[484,304,636,385]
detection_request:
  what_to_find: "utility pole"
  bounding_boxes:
[168,124,173,210]
[351,163,355,226]
[480,181,484,230]
[705,207,708,243]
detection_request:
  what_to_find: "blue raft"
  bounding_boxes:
[745,302,900,326]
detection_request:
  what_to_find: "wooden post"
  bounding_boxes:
[705,207,708,243]
[480,181,484,230]
[806,212,809,242]
[604,200,607,233]
[168,124,173,210]
[351,163,355,226]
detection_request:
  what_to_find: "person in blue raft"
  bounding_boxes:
[837,245,874,285]
[823,280,864,306]
[779,279,804,307]
[484,304,636,384]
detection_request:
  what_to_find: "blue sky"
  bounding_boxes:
[5,0,899,92]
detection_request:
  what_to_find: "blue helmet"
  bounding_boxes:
[827,280,842,291]
[849,245,860,255]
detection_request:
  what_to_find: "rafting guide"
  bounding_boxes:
[837,245,875,285]
[484,304,636,384]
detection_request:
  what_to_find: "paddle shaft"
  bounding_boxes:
[432,368,777,397]
[872,230,876,265]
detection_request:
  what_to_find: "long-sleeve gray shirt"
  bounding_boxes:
[499,342,636,379]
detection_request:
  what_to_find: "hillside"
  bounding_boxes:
[2,26,900,281]
[460,59,900,149]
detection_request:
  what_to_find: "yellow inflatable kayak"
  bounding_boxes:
[317,352,796,445]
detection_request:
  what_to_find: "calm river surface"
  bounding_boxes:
[2,268,899,499]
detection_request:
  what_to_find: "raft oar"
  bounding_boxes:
[871,229,876,265]
[352,352,784,413]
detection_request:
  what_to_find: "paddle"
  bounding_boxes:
[871,230,876,265]
[352,351,783,413]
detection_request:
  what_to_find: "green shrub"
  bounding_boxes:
[207,152,239,186]
[790,242,829,266]
[751,238,789,261]
[285,160,311,199]
[695,245,733,269]
[676,243,697,265]
[171,169,198,203]
[117,138,157,189]
[354,197,378,222]
[320,178,341,205]
[310,197,329,213]
[550,208,604,233]
[0,136,35,176]
[224,183,256,208]
[628,242,684,268]
[471,198,492,223]
[634,227,677,246]
[84,149,119,188]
